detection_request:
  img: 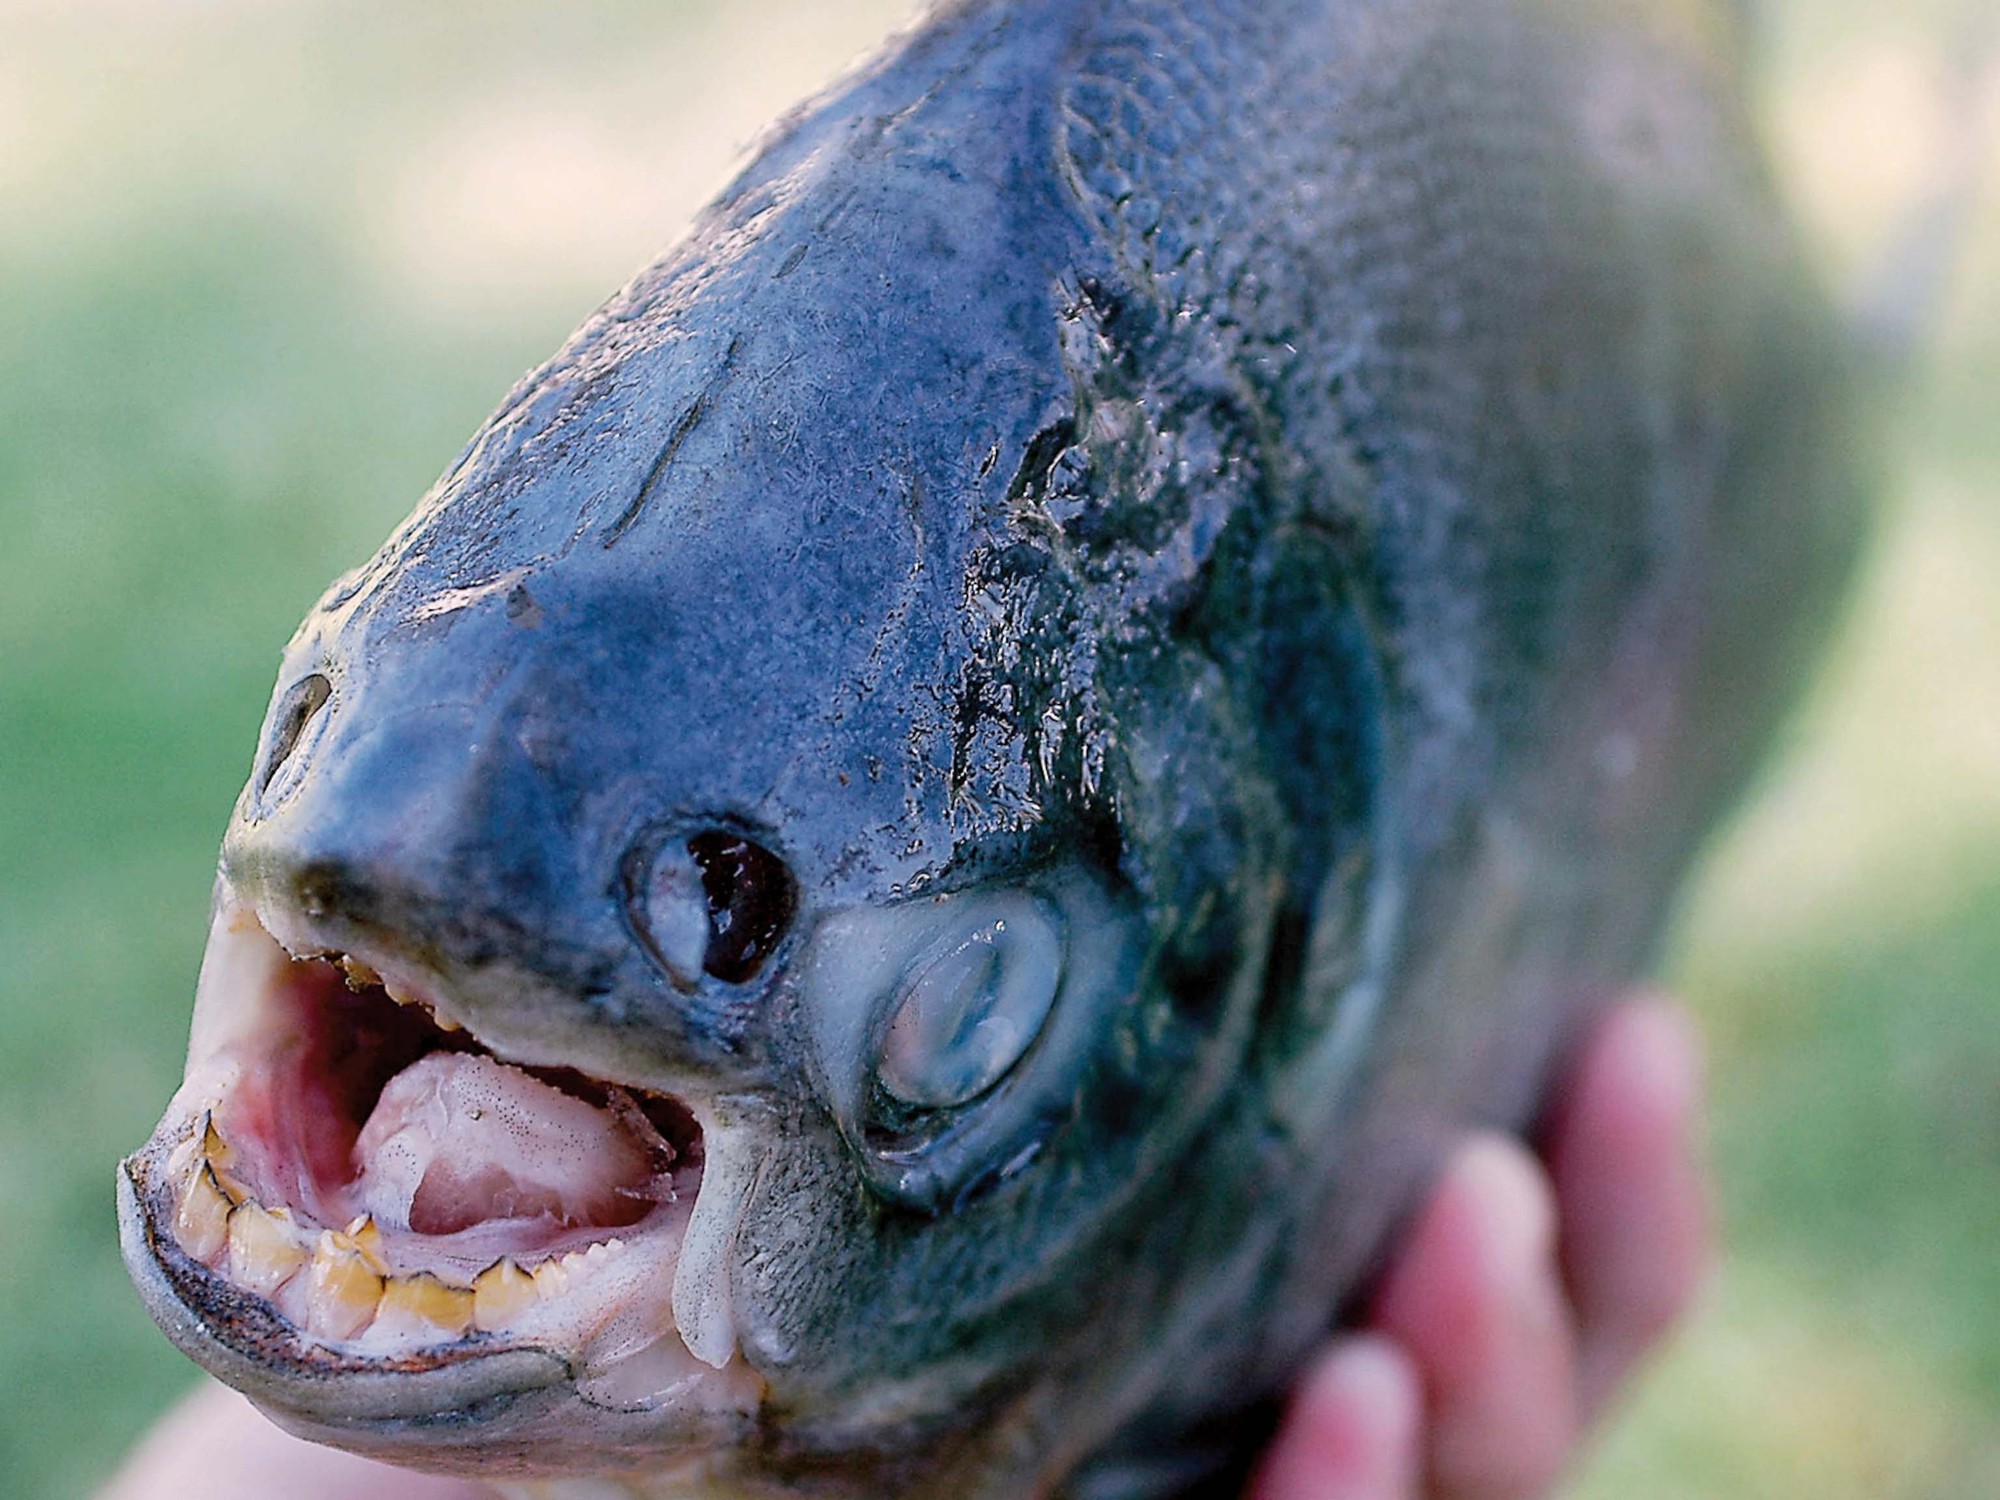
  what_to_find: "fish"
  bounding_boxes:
[117,0,1867,1495]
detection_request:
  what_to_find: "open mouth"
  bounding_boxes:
[124,898,763,1417]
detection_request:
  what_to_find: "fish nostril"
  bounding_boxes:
[293,861,371,923]
[257,673,332,798]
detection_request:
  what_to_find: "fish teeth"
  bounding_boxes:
[472,1258,538,1332]
[165,1136,198,1183]
[380,975,464,1031]
[305,1232,384,1340]
[337,956,382,991]
[226,1201,309,1295]
[160,1099,654,1350]
[530,1256,575,1300]
[338,1214,391,1275]
[166,1109,235,1185]
[200,1112,232,1166]
[167,1111,249,1254]
[374,1271,474,1341]
[174,1160,234,1264]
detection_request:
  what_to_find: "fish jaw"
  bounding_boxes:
[117,890,770,1479]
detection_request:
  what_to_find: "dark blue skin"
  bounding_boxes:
[121,0,1865,1494]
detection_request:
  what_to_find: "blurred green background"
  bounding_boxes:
[0,1,1992,1495]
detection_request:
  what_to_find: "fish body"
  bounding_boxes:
[119,0,1864,1495]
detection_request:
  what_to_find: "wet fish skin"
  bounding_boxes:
[128,0,1863,1494]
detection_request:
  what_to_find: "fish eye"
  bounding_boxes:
[876,894,1062,1110]
[634,830,795,986]
[688,832,795,981]
[803,875,1127,1209]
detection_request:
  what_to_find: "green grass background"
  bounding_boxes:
[0,2,1992,1495]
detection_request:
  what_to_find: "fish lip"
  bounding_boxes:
[118,1154,575,1428]
[120,890,768,1457]
[120,1134,764,1464]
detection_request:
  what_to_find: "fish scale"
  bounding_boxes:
[120,0,1866,1494]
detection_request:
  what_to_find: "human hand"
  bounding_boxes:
[1247,998,1710,1500]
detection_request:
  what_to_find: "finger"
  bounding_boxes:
[1545,998,1709,1422]
[1246,1336,1422,1500]
[1370,1136,1578,1500]
[100,1381,495,1500]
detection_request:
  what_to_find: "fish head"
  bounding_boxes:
[117,92,1330,1489]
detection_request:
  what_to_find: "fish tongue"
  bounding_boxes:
[350,1051,657,1235]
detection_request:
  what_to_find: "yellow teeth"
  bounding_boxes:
[226,1201,309,1295]
[305,1232,384,1340]
[167,1110,236,1186]
[337,956,382,990]
[200,1113,232,1167]
[338,1215,391,1275]
[160,1107,659,1354]
[376,1271,475,1340]
[173,1161,234,1264]
[472,1259,538,1332]
[382,975,463,1031]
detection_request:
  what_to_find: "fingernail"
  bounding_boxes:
[1464,1144,1552,1264]
[1614,1000,1708,1149]
[1284,1337,1422,1499]
[1305,1335,1420,1435]
[1452,1136,1557,1298]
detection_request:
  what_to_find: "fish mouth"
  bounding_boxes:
[120,893,764,1468]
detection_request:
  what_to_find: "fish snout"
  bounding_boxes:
[121,683,792,1442]
[227,697,588,961]
[221,684,790,1083]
